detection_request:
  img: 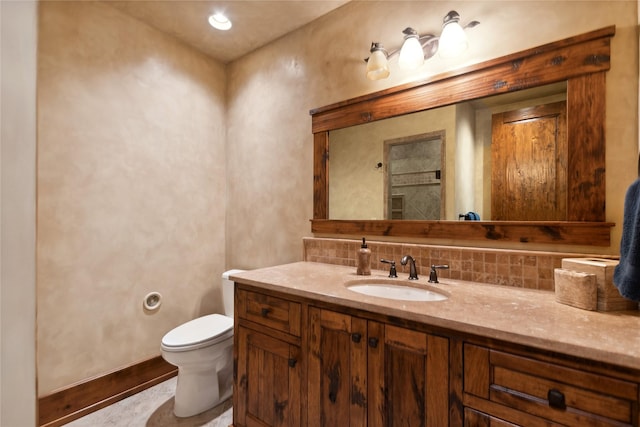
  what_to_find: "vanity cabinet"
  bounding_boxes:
[233,273,640,427]
[462,343,639,426]
[307,307,450,427]
[234,288,303,427]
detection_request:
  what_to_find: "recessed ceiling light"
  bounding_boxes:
[208,13,232,31]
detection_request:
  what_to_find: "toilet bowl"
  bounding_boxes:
[161,269,244,417]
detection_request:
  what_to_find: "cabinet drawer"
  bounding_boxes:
[464,408,520,426]
[236,289,301,336]
[464,343,639,426]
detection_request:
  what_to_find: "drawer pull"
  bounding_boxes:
[351,333,362,343]
[288,358,297,368]
[368,337,379,348]
[548,389,566,410]
[329,391,337,403]
[260,307,271,317]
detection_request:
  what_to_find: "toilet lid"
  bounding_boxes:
[162,314,233,349]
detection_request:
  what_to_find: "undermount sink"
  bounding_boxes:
[345,279,448,302]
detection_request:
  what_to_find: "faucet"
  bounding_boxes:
[400,255,418,280]
[428,265,450,283]
[380,259,398,278]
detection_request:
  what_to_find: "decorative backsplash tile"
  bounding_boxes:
[303,237,618,291]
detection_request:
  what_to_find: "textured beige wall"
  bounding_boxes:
[227,0,638,260]
[37,2,227,395]
[1,1,38,424]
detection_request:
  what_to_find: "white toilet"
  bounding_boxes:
[161,269,244,417]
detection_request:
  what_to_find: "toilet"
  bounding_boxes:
[161,269,244,417]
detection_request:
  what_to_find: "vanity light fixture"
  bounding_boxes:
[365,10,479,80]
[208,12,232,31]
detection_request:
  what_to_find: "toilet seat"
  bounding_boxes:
[161,314,233,352]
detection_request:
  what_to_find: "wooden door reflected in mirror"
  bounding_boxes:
[491,101,567,221]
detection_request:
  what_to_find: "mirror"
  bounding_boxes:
[328,83,566,221]
[311,26,615,246]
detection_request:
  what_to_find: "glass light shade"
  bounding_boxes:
[366,49,390,80]
[438,21,468,58]
[398,36,424,70]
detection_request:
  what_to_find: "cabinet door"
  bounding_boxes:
[308,307,368,426]
[368,323,450,427]
[235,325,301,427]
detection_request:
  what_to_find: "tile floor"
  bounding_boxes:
[65,377,233,427]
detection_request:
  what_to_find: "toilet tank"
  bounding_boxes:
[221,269,245,317]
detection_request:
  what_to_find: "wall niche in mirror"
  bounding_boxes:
[311,26,615,246]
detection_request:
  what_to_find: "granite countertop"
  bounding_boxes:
[231,261,640,371]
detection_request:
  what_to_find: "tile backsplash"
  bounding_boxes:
[303,238,618,291]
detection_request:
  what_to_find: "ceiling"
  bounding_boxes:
[104,0,350,63]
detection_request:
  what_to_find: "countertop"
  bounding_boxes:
[231,261,640,371]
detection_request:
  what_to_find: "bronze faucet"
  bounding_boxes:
[400,255,418,280]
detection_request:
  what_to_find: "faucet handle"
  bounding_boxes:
[380,259,398,278]
[428,264,450,283]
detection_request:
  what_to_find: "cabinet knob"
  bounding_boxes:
[547,388,566,410]
[351,333,362,343]
[288,358,297,368]
[260,307,271,317]
[368,337,379,348]
[329,391,337,403]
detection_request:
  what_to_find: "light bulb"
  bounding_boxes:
[398,30,424,70]
[208,13,232,31]
[439,15,468,58]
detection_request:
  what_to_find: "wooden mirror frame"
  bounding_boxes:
[310,26,615,246]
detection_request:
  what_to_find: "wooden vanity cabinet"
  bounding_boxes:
[307,307,450,427]
[234,283,640,427]
[462,343,640,426]
[234,288,304,427]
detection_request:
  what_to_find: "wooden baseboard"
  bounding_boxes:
[38,355,177,427]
